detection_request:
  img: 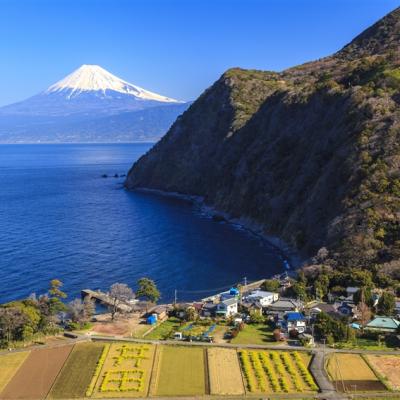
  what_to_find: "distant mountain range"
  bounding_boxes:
[126,7,400,273]
[0,64,190,143]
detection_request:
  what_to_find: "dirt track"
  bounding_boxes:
[0,345,73,399]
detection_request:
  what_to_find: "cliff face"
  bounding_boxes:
[126,8,400,271]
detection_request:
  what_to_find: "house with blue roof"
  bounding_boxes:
[365,316,400,332]
[282,311,307,333]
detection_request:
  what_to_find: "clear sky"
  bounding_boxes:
[0,0,398,106]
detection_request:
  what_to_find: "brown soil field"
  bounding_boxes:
[366,355,400,390]
[207,348,244,395]
[91,314,148,337]
[0,345,73,399]
[334,380,386,392]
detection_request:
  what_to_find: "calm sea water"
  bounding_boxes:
[0,143,285,303]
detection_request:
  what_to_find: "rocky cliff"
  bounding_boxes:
[126,8,400,272]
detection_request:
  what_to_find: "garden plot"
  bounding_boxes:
[155,345,206,396]
[326,353,386,392]
[207,348,245,395]
[1,345,73,399]
[365,355,400,391]
[0,351,30,394]
[48,342,105,398]
[91,343,155,398]
[238,350,318,394]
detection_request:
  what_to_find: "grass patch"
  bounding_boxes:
[0,351,30,393]
[333,338,394,351]
[144,317,182,340]
[48,342,105,398]
[230,324,277,345]
[155,345,205,396]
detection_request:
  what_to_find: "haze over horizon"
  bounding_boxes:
[0,0,398,107]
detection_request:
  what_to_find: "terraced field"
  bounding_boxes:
[0,342,323,399]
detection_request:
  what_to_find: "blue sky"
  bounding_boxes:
[0,0,398,106]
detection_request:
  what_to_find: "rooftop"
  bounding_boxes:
[366,316,400,330]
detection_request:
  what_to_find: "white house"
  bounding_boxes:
[282,312,306,333]
[246,290,279,307]
[216,298,238,317]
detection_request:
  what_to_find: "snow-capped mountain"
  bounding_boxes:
[45,64,178,103]
[0,64,182,117]
[0,65,190,143]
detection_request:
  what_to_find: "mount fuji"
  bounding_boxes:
[0,65,190,143]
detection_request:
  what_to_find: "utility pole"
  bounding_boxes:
[243,276,247,287]
[174,289,177,305]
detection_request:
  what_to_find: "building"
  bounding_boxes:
[241,300,263,316]
[245,290,279,307]
[216,298,238,317]
[266,298,302,317]
[346,287,360,300]
[365,317,400,333]
[282,312,307,333]
[337,301,358,318]
[306,302,340,319]
[201,302,217,317]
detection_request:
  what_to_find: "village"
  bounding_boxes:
[82,273,400,350]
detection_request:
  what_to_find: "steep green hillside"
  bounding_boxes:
[126,7,400,274]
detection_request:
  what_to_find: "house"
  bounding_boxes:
[241,300,263,316]
[306,302,340,319]
[201,302,217,317]
[365,317,400,333]
[395,301,400,318]
[282,312,306,333]
[346,287,359,300]
[245,290,279,307]
[147,304,170,321]
[216,298,238,317]
[266,298,302,317]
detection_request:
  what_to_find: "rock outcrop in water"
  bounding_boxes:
[126,8,400,272]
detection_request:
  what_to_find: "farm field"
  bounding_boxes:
[91,343,155,398]
[366,355,400,390]
[0,345,73,399]
[238,349,318,394]
[230,324,277,345]
[207,348,245,395]
[48,342,105,398]
[326,353,386,392]
[0,351,30,394]
[155,345,206,396]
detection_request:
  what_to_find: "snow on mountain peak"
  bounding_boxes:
[45,64,179,103]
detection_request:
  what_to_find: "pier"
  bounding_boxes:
[81,289,134,313]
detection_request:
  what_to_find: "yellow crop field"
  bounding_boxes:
[327,354,378,381]
[207,348,245,395]
[91,343,155,398]
[155,346,205,396]
[238,350,318,394]
[0,351,30,393]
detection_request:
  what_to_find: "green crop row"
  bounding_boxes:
[86,343,110,397]
[292,352,318,391]
[258,352,279,391]
[248,351,266,392]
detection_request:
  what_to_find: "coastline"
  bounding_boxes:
[131,186,304,271]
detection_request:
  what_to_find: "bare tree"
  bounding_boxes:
[83,297,95,321]
[68,299,84,323]
[108,283,134,320]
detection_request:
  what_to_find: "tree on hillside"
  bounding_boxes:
[136,278,160,304]
[261,279,280,292]
[83,296,95,320]
[377,291,396,316]
[48,279,67,315]
[68,299,85,323]
[108,283,134,320]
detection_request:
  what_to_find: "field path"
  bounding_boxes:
[0,345,73,399]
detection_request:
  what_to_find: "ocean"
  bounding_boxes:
[0,143,285,303]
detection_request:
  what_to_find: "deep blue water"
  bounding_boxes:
[0,144,285,303]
